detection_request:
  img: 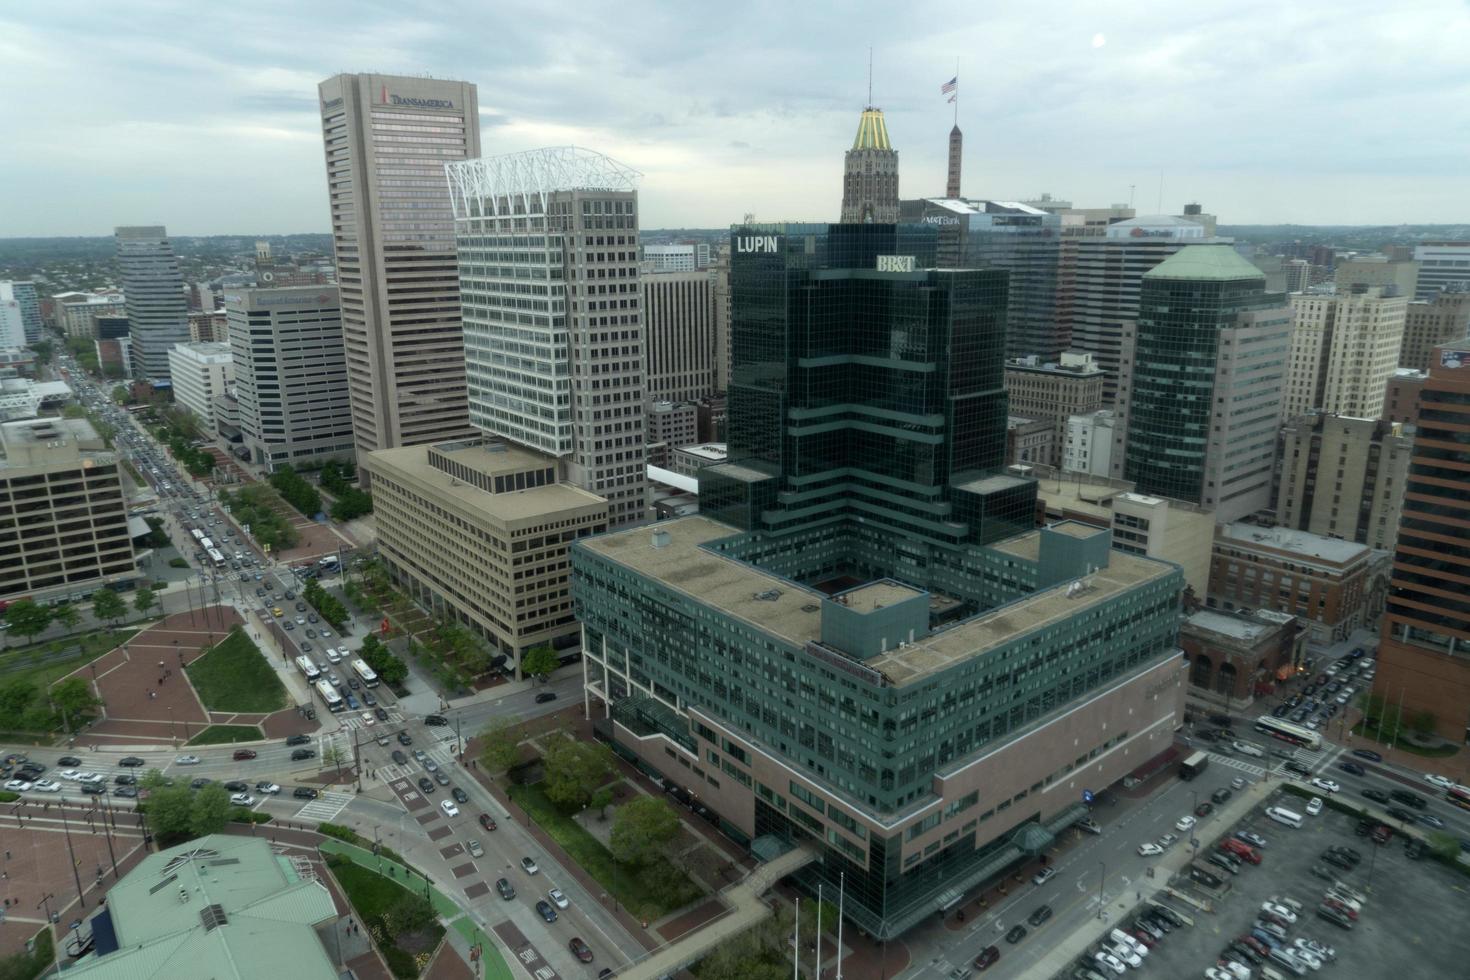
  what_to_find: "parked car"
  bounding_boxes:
[452,787,469,803]
[568,937,594,963]
[1032,867,1057,886]
[496,878,515,900]
[973,945,1000,970]
[1351,748,1383,762]
[418,777,435,794]
[521,856,539,874]
[1004,924,1027,944]
[479,813,498,832]
[440,799,460,818]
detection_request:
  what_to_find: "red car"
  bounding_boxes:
[1219,839,1261,864]
[1130,928,1157,949]
[232,749,257,760]
[1240,935,1269,957]
[973,946,1000,970]
[568,938,594,963]
[478,813,497,832]
[1322,897,1358,920]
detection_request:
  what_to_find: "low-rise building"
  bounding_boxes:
[648,400,699,454]
[1276,414,1413,551]
[0,418,135,602]
[1181,608,1308,710]
[670,442,727,477]
[1383,367,1426,422]
[56,292,126,338]
[95,337,131,379]
[364,438,608,676]
[1400,289,1470,370]
[1063,409,1115,476]
[1208,523,1380,645]
[166,342,234,431]
[1006,416,1054,467]
[1005,352,1104,466]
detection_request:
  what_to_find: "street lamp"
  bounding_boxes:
[1096,861,1106,919]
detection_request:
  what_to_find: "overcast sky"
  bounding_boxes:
[4,0,1468,236]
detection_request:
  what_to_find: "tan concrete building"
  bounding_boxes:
[1208,523,1378,645]
[1004,351,1104,466]
[1005,416,1054,467]
[1284,287,1407,420]
[1333,254,1417,296]
[643,269,715,403]
[55,293,126,339]
[0,418,135,601]
[1276,414,1413,551]
[1400,290,1470,370]
[363,438,607,675]
[1181,608,1308,709]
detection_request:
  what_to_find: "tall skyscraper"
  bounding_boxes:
[317,73,480,457]
[1113,245,1290,521]
[840,108,899,223]
[0,282,41,345]
[445,147,649,527]
[1376,343,1470,739]
[1413,241,1470,300]
[643,269,716,403]
[1400,289,1470,370]
[945,124,962,198]
[115,226,189,383]
[1283,287,1407,420]
[572,222,1185,939]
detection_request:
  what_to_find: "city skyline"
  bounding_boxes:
[3,0,1469,237]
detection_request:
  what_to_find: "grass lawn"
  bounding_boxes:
[185,628,286,713]
[329,858,445,980]
[508,781,704,920]
[187,724,263,746]
[0,628,140,692]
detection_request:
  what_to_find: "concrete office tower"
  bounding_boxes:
[317,73,480,457]
[0,282,41,344]
[946,124,962,198]
[1383,368,1426,423]
[840,107,899,223]
[115,226,189,382]
[1283,287,1407,420]
[644,270,715,403]
[572,222,1186,939]
[1020,193,1136,236]
[1282,258,1312,293]
[445,146,649,527]
[1004,351,1104,467]
[166,342,234,430]
[365,440,607,676]
[224,287,355,472]
[1113,245,1290,522]
[1068,215,1213,402]
[1276,414,1413,551]
[0,287,28,348]
[1376,343,1470,738]
[1413,241,1470,300]
[1400,289,1470,370]
[642,244,701,272]
[711,243,732,391]
[1335,254,1418,296]
[55,292,125,339]
[0,418,134,601]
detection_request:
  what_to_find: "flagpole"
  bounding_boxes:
[815,884,823,979]
[793,897,800,980]
[836,872,845,980]
[954,57,959,126]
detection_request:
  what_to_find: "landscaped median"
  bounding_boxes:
[184,627,286,713]
[319,838,511,980]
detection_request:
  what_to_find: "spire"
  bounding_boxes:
[946,124,962,198]
[852,108,892,150]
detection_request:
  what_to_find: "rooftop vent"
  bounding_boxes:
[199,904,228,931]
[754,589,782,601]
[651,529,671,549]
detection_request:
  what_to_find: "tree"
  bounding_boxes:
[133,585,158,618]
[384,892,437,934]
[30,339,55,368]
[62,404,87,419]
[50,677,102,726]
[520,645,560,682]
[1408,709,1437,737]
[478,717,521,775]
[0,681,38,721]
[110,384,130,404]
[1426,830,1461,861]
[92,589,127,626]
[3,600,52,644]
[190,784,232,837]
[145,784,196,841]
[610,794,681,866]
[541,735,614,810]
[322,745,348,781]
[51,602,81,633]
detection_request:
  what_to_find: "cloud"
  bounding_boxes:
[1,0,1468,235]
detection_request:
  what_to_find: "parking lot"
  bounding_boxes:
[1058,785,1468,978]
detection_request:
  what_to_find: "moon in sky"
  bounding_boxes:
[1092,33,1107,48]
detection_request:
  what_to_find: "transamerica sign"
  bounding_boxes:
[379,84,453,110]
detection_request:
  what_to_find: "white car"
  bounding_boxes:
[58,769,84,781]
[1104,941,1142,969]
[1310,777,1339,794]
[1156,832,1179,850]
[1109,929,1148,958]
[440,799,460,818]
[361,712,375,726]
[255,782,281,795]
[31,779,61,793]
[4,779,32,792]
[1205,968,1237,980]
[1290,945,1323,970]
[175,755,201,765]
[1218,961,1250,980]
[1032,867,1057,886]
[229,793,256,807]
[1093,950,1126,975]
[1261,901,1298,924]
[549,887,569,909]
[1176,815,1197,832]
[1305,796,1323,816]
[1424,773,1455,789]
[1137,843,1164,857]
[326,649,343,664]
[1295,937,1335,961]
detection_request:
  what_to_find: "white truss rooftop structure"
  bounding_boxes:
[445,146,643,219]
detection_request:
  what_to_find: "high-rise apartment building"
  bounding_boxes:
[572,222,1185,939]
[0,283,41,345]
[1376,343,1470,740]
[1413,241,1470,300]
[643,269,715,403]
[1004,351,1104,466]
[840,108,899,223]
[1276,414,1414,551]
[1399,289,1470,370]
[1283,287,1407,420]
[166,342,235,431]
[0,418,135,601]
[115,226,189,382]
[317,73,480,457]
[1113,245,1290,522]
[1068,215,1213,402]
[445,146,649,527]
[224,287,355,472]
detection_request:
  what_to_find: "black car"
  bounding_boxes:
[424,714,448,726]
[418,777,435,794]
[1352,748,1383,762]
[535,900,558,923]
[1004,924,1027,944]
[1361,787,1390,803]
[1316,905,1354,930]
[1284,761,1313,777]
[190,777,213,789]
[397,731,413,746]
[1390,789,1426,810]
[973,945,1001,970]
[496,877,515,900]
[114,773,136,785]
[285,734,310,746]
[363,692,378,707]
[1320,851,1354,870]
[1338,761,1365,776]
[1272,705,1290,718]
[293,787,319,799]
[223,780,249,793]
[291,748,316,760]
[452,787,469,804]
[375,707,389,721]
[1194,801,1215,818]
[1026,904,1052,927]
[119,756,146,767]
[347,678,361,690]
[79,781,106,796]
[1387,806,1416,822]
[58,756,81,766]
[535,691,558,704]
[392,750,409,765]
[1211,788,1232,805]
[114,785,138,798]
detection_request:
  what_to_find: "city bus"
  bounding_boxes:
[1253,716,1323,752]
[190,528,206,542]
[199,537,215,551]
[1448,785,1470,812]
[294,655,321,681]
[206,548,227,568]
[1180,750,1210,780]
[349,658,379,689]
[314,679,344,713]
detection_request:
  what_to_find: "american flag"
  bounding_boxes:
[940,76,958,95]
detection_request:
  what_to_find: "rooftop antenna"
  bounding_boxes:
[867,47,873,106]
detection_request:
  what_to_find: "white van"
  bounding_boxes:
[1233,740,1265,758]
[326,648,343,664]
[1266,806,1303,828]
[1268,947,1307,976]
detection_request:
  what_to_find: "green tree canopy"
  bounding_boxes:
[145,784,196,841]
[189,784,233,837]
[520,645,560,681]
[133,586,158,617]
[50,677,102,723]
[478,717,521,774]
[541,735,614,810]
[51,602,81,632]
[4,600,53,643]
[91,589,126,626]
[609,794,681,866]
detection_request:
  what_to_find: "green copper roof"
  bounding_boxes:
[852,108,892,150]
[1145,244,1265,281]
